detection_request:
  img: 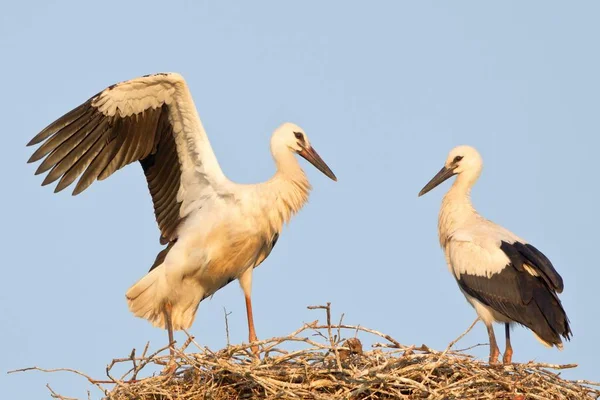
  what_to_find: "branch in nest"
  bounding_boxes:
[8,303,600,400]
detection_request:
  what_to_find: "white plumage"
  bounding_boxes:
[27,72,337,355]
[419,145,571,364]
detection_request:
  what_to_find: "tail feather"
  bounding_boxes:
[125,265,204,331]
[530,286,571,348]
[170,280,204,330]
[126,267,168,328]
[533,332,557,349]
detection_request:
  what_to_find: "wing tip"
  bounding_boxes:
[49,181,82,196]
[35,162,53,176]
[71,185,85,196]
[53,176,76,194]
[26,137,40,147]
[27,152,43,164]
[27,131,52,147]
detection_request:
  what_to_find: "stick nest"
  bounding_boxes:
[12,304,600,400]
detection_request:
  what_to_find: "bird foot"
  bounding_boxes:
[503,349,513,365]
[250,343,260,358]
[248,333,260,358]
[160,359,178,376]
[488,349,500,365]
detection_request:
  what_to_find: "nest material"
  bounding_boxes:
[11,304,600,400]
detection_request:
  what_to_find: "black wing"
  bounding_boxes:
[457,241,571,346]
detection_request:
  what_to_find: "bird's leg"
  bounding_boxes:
[239,268,259,356]
[503,323,513,364]
[486,323,500,364]
[160,302,178,375]
[245,294,259,352]
[164,302,175,357]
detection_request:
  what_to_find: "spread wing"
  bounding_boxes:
[27,72,231,244]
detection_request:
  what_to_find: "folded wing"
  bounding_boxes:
[448,231,571,345]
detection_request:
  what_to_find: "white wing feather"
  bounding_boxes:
[447,221,524,279]
[92,73,232,218]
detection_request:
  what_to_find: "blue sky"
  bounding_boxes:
[2,1,599,398]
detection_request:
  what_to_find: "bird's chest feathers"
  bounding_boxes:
[439,197,511,281]
[181,218,271,286]
[438,194,475,247]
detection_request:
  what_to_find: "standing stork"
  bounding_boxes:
[27,72,337,355]
[418,145,571,364]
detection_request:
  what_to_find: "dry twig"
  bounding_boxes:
[8,304,600,400]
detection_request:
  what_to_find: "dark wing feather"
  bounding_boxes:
[139,107,182,244]
[513,242,564,293]
[28,89,183,244]
[27,101,92,147]
[457,241,571,345]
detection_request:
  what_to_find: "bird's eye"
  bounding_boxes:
[293,131,303,140]
[453,156,463,163]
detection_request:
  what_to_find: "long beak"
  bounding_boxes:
[418,166,456,197]
[298,146,337,181]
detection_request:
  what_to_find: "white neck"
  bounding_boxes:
[252,148,312,238]
[438,173,478,247]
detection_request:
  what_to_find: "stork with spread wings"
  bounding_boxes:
[27,72,337,356]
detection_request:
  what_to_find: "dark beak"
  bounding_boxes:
[298,146,337,181]
[418,166,456,197]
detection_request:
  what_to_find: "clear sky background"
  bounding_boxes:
[2,1,599,398]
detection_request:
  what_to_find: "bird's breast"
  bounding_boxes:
[177,217,268,291]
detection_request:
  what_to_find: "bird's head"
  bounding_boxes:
[418,145,483,196]
[271,122,337,181]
